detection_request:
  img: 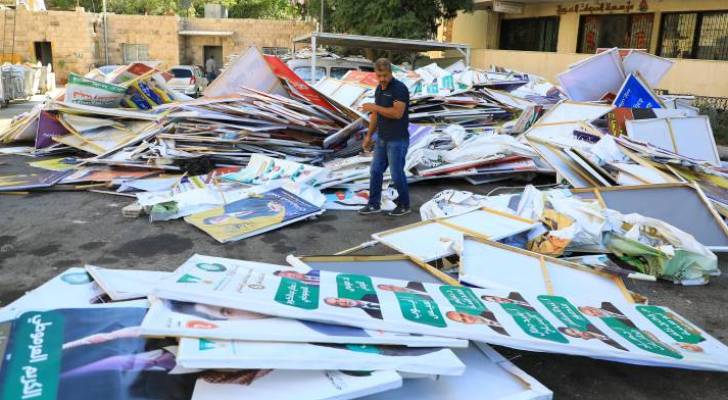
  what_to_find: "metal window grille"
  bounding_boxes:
[577,14,654,53]
[499,17,560,52]
[660,11,728,61]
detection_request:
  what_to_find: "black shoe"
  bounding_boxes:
[358,204,382,215]
[388,206,411,217]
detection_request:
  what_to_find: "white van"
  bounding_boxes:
[286,57,373,83]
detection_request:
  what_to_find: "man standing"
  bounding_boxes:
[205,55,218,82]
[358,58,410,216]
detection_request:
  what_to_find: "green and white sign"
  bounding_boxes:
[1,312,64,400]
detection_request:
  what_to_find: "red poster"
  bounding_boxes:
[342,71,379,89]
[264,55,337,111]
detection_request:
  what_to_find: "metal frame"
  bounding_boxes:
[293,32,471,84]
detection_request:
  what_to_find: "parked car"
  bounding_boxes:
[166,65,207,96]
[286,57,373,83]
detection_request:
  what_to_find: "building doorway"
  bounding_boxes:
[203,45,222,72]
[34,41,53,66]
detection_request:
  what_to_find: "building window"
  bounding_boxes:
[500,17,559,52]
[121,44,149,64]
[577,14,654,54]
[659,11,728,61]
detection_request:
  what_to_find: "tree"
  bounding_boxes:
[47,0,298,18]
[46,0,177,14]
[305,0,473,40]
[191,0,300,19]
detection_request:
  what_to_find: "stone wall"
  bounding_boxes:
[1,8,97,81]
[104,14,181,68]
[2,8,313,82]
[180,17,313,66]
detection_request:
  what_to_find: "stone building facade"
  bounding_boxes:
[1,7,314,82]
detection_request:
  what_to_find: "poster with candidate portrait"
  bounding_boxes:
[153,260,728,372]
[141,297,466,348]
[0,308,197,400]
[184,188,324,243]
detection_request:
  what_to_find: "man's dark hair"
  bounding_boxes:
[374,58,392,72]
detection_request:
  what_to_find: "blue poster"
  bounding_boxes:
[613,74,662,109]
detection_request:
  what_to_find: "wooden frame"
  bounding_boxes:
[292,254,460,286]
[461,235,635,304]
[570,182,728,251]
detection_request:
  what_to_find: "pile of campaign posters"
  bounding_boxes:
[85,266,170,301]
[141,297,466,347]
[0,268,148,322]
[221,154,329,187]
[0,170,71,192]
[177,339,465,375]
[190,369,402,400]
[142,255,464,348]
[185,188,325,243]
[153,261,728,372]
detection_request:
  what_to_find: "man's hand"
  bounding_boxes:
[362,135,374,152]
[361,103,378,113]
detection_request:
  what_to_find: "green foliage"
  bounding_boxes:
[306,0,473,40]
[698,103,728,146]
[47,0,297,18]
[47,0,177,14]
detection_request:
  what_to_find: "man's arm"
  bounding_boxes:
[362,101,405,120]
[362,112,377,151]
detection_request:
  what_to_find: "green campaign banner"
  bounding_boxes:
[274,278,320,310]
[538,295,591,331]
[336,274,377,301]
[500,303,569,344]
[395,292,446,328]
[636,305,705,345]
[2,312,64,400]
[440,286,489,315]
[601,316,683,359]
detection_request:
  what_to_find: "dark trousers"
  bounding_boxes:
[368,138,410,208]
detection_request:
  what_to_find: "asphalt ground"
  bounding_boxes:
[0,99,727,399]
